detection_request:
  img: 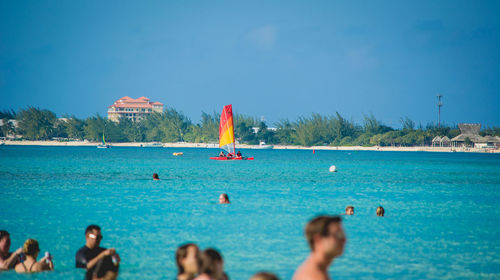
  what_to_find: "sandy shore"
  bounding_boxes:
[2,140,499,153]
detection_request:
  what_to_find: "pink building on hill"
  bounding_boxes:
[107,96,164,122]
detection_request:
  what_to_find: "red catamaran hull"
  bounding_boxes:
[209,156,254,161]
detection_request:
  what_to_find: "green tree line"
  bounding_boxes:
[1,107,499,146]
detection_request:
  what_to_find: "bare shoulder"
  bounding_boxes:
[293,262,329,280]
[14,263,24,273]
[33,262,46,272]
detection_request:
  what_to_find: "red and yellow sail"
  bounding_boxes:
[219,104,235,154]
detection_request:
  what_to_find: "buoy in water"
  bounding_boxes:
[329,165,337,172]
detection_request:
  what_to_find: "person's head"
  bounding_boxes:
[0,230,11,253]
[305,215,346,258]
[22,239,40,257]
[219,193,230,204]
[153,173,159,180]
[176,243,201,277]
[199,248,224,279]
[376,206,385,217]
[345,206,354,215]
[85,224,102,249]
[250,272,280,280]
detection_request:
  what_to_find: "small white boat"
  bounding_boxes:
[257,141,273,149]
[97,144,110,148]
[97,132,110,148]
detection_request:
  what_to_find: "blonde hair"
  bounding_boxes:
[376,206,385,216]
[23,239,40,256]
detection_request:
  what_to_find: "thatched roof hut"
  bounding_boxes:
[432,136,442,143]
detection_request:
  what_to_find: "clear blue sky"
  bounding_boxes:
[1,0,499,128]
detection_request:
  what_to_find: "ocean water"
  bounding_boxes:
[0,146,499,280]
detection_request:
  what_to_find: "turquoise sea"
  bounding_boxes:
[1,146,499,279]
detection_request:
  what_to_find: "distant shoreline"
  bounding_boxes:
[2,140,499,153]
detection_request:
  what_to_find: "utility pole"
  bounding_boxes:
[437,94,443,128]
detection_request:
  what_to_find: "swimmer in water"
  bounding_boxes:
[15,239,53,273]
[345,206,354,215]
[153,173,160,180]
[218,193,230,204]
[376,206,385,217]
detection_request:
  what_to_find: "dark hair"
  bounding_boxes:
[221,193,229,201]
[0,230,9,240]
[305,215,342,250]
[251,272,280,280]
[345,206,354,211]
[199,248,223,277]
[85,225,101,235]
[175,243,200,275]
[153,173,159,179]
[23,239,40,256]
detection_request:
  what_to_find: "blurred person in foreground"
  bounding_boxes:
[176,243,201,280]
[15,238,53,273]
[75,225,120,280]
[293,215,346,280]
[0,230,22,270]
[194,248,227,280]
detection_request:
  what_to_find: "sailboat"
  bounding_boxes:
[97,132,110,148]
[210,104,253,160]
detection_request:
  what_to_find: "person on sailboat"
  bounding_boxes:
[236,151,242,157]
[219,151,226,157]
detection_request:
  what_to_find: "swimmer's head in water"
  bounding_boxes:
[23,239,40,256]
[219,193,230,204]
[376,206,385,216]
[345,206,354,215]
[153,173,159,180]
